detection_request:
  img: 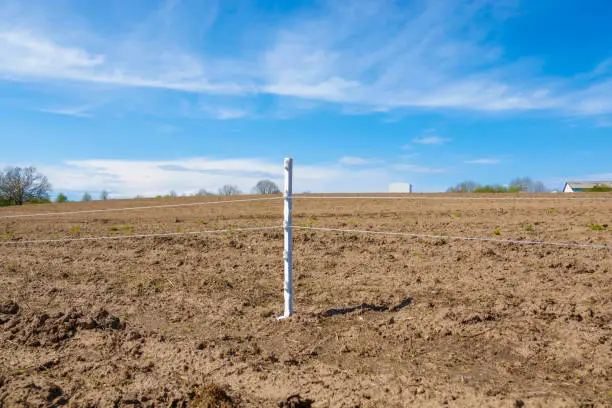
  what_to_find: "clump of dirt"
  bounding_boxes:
[461,313,498,325]
[192,383,239,408]
[0,300,19,315]
[278,394,314,408]
[0,380,67,407]
[1,303,125,347]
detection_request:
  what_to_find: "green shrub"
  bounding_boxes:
[473,185,520,193]
[589,184,612,192]
[493,228,501,235]
[523,225,535,232]
[586,223,607,231]
[56,193,68,203]
[109,225,133,235]
[413,252,426,260]
[300,218,317,227]
[2,198,51,206]
[27,198,51,204]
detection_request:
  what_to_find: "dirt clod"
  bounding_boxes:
[0,300,19,314]
[278,394,314,408]
[2,307,124,347]
[192,383,238,408]
[46,384,63,402]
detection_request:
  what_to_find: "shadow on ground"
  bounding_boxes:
[320,296,413,318]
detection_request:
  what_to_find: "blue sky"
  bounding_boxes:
[1,0,611,197]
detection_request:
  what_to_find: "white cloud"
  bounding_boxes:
[35,157,398,197]
[0,29,247,95]
[258,1,561,113]
[201,106,250,120]
[398,153,420,159]
[466,158,501,164]
[0,30,104,76]
[591,58,612,77]
[412,136,450,145]
[1,0,612,118]
[338,156,379,165]
[37,105,92,118]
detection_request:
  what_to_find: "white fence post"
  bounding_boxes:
[280,157,294,319]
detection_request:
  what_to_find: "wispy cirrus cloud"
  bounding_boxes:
[201,106,250,120]
[466,158,501,164]
[0,29,245,94]
[36,105,93,118]
[412,136,450,145]
[1,0,612,119]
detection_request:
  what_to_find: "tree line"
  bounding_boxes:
[447,177,548,193]
[159,180,281,199]
[0,165,282,206]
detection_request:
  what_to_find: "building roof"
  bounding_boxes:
[565,181,612,189]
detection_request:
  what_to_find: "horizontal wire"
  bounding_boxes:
[293,195,612,201]
[0,196,283,220]
[0,226,282,246]
[292,225,612,250]
[2,223,609,250]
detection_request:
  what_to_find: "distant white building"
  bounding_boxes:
[563,181,612,193]
[389,182,413,193]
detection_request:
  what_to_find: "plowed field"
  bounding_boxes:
[1,194,611,407]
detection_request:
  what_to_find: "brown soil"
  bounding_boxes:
[1,194,611,407]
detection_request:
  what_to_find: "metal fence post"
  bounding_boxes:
[279,158,293,319]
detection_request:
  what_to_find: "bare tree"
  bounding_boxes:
[446,181,480,193]
[509,177,548,193]
[218,184,242,196]
[0,166,52,205]
[82,192,92,202]
[252,180,281,195]
[448,178,548,193]
[532,181,547,193]
[194,189,215,196]
[100,190,109,200]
